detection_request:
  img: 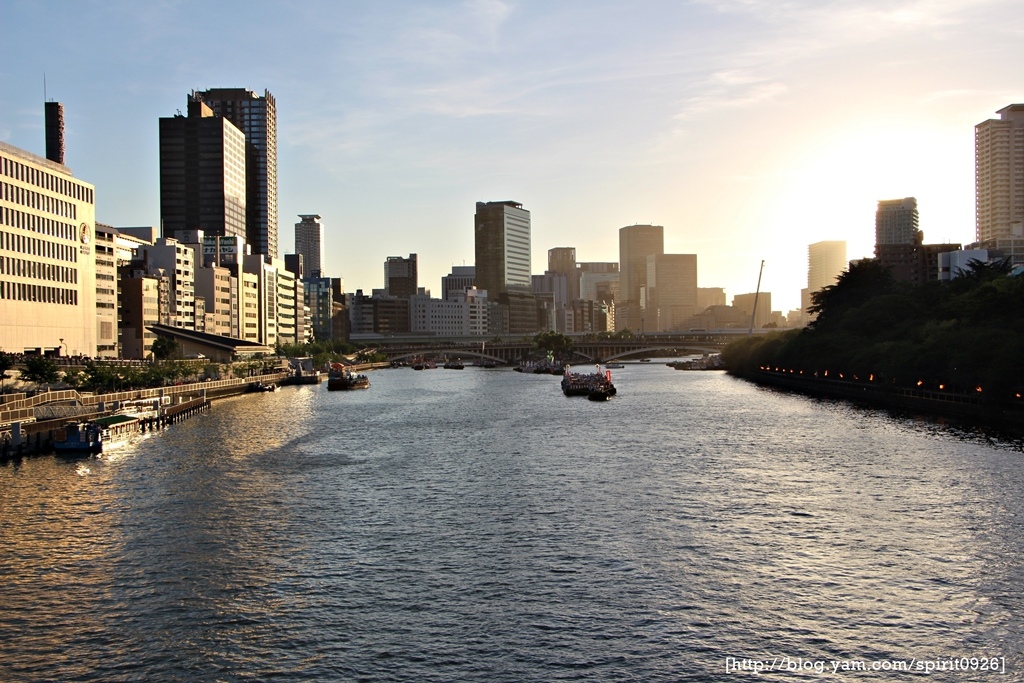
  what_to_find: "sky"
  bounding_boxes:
[2,0,1023,313]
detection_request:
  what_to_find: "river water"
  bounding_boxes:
[1,365,1021,681]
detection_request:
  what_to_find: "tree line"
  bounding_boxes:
[721,259,1024,402]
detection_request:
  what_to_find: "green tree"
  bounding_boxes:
[0,352,13,392]
[533,331,574,356]
[809,259,894,330]
[62,369,86,389]
[21,356,60,387]
[151,336,180,360]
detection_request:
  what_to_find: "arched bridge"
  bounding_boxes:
[366,332,750,364]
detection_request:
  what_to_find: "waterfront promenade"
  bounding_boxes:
[0,371,290,458]
[740,367,1024,431]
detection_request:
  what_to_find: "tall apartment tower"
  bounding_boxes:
[159,98,247,242]
[192,88,278,258]
[474,200,534,334]
[294,214,324,276]
[384,254,418,298]
[875,198,923,282]
[548,247,579,302]
[976,104,1024,242]
[807,241,847,293]
[875,198,920,247]
[802,240,847,324]
[618,224,664,333]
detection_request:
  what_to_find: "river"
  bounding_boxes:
[1,365,1021,681]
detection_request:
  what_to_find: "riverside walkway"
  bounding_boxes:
[0,371,290,459]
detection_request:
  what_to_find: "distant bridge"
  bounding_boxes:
[363,331,758,364]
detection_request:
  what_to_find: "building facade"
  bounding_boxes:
[159,99,247,244]
[547,247,578,302]
[646,253,698,332]
[618,224,664,333]
[474,201,534,335]
[976,104,1024,242]
[441,265,475,302]
[135,238,196,330]
[194,264,234,338]
[192,88,278,258]
[93,224,120,357]
[384,254,418,298]
[0,141,97,356]
[807,240,847,293]
[875,198,920,247]
[803,240,847,324]
[294,214,323,276]
[696,287,726,311]
[732,292,773,330]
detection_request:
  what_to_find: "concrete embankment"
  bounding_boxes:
[0,371,290,460]
[738,369,1024,431]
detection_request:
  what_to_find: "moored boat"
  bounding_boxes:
[54,414,141,455]
[327,363,371,390]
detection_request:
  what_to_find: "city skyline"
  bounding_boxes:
[3,1,1023,311]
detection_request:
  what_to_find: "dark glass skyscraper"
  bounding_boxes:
[159,98,247,242]
[192,88,278,258]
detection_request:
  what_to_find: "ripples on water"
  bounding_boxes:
[1,366,1022,681]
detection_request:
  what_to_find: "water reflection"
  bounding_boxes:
[1,367,1021,681]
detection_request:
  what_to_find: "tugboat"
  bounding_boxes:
[54,414,141,455]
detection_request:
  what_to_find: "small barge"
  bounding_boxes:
[53,414,141,455]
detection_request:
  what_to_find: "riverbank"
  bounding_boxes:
[737,368,1024,432]
[0,371,290,459]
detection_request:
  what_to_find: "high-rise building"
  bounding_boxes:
[294,214,323,276]
[579,262,619,305]
[802,240,847,325]
[1,140,97,356]
[618,224,664,332]
[547,247,578,302]
[807,241,847,293]
[732,292,772,330]
[875,198,920,247]
[384,254,418,298]
[646,254,698,332]
[192,88,278,258]
[442,265,475,301]
[159,98,247,243]
[93,224,120,357]
[697,287,726,311]
[135,237,197,329]
[875,198,923,283]
[976,104,1024,242]
[474,201,534,334]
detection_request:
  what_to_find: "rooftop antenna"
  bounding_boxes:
[749,259,765,335]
